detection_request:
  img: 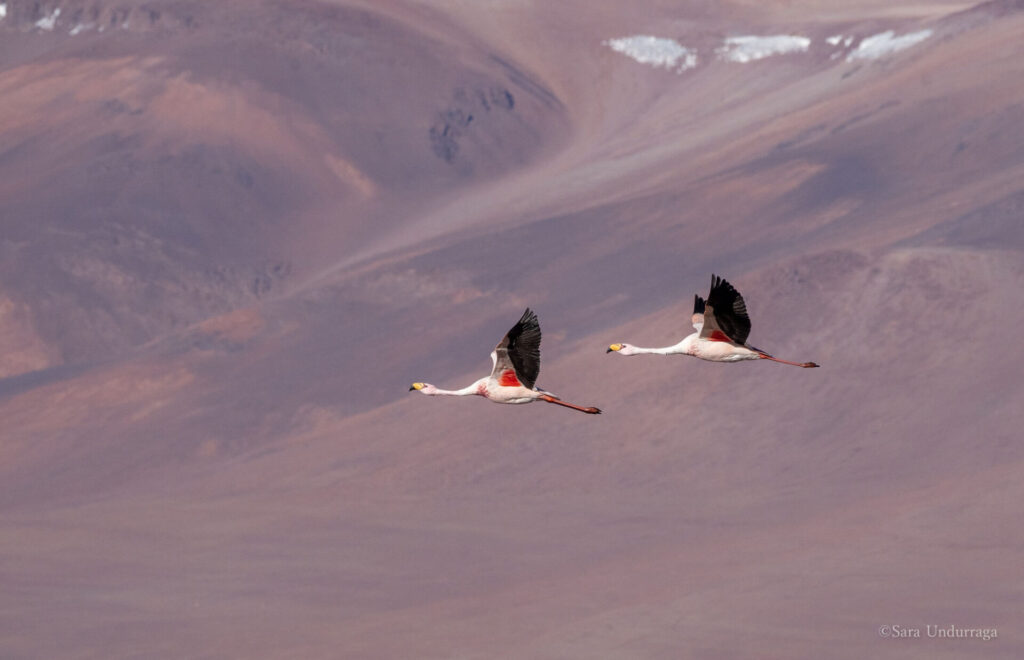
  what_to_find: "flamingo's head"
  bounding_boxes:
[606,343,636,355]
[409,382,438,394]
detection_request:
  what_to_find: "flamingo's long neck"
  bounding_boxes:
[629,333,695,356]
[629,336,693,355]
[430,379,485,396]
[629,346,679,355]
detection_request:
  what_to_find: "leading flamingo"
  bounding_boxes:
[607,274,820,368]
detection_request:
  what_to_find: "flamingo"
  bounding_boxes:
[410,308,602,414]
[607,274,820,368]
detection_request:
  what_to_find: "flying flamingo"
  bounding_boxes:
[607,274,820,368]
[410,308,602,414]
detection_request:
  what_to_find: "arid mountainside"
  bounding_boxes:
[2,1,1022,658]
[0,0,567,369]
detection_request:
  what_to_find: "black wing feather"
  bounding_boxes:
[496,308,542,390]
[707,274,752,346]
[693,295,706,315]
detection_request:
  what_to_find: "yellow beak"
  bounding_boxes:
[607,344,623,353]
[409,382,425,391]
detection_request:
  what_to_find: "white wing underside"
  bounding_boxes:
[489,349,517,380]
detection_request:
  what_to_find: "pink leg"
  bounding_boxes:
[539,395,602,414]
[760,355,820,368]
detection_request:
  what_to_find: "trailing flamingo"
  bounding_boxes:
[411,308,602,414]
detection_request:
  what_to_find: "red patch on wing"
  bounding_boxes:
[498,369,521,387]
[708,330,733,343]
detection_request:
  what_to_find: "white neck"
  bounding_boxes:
[625,335,693,355]
[628,346,678,355]
[428,379,484,396]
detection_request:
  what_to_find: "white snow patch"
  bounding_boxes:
[717,35,811,63]
[827,34,855,59]
[847,29,932,61]
[0,4,8,21]
[35,7,61,31]
[605,35,698,73]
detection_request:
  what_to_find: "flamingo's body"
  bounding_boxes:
[608,274,819,368]
[411,309,602,414]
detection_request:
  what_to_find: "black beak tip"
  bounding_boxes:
[605,348,613,353]
[408,385,416,391]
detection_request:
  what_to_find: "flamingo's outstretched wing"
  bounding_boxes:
[700,275,752,346]
[691,294,706,333]
[490,308,541,390]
